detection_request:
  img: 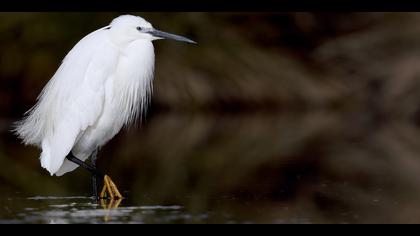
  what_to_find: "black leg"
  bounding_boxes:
[65,152,123,199]
[90,149,99,199]
[66,153,104,177]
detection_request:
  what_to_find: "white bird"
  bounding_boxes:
[14,15,196,199]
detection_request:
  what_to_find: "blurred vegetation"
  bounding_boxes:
[2,13,420,223]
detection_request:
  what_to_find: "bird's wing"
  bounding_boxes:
[18,27,118,175]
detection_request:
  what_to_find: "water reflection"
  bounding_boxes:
[2,112,420,223]
[0,196,274,223]
[2,197,186,223]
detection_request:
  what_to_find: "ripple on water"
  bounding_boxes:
[1,195,274,223]
[4,197,193,224]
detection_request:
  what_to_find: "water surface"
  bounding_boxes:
[2,112,420,223]
[0,195,302,223]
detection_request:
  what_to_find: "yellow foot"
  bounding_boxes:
[100,175,123,199]
[100,198,122,222]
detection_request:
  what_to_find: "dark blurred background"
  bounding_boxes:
[2,12,420,223]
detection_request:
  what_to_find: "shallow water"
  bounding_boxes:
[2,197,194,224]
[3,112,420,223]
[2,197,186,224]
[0,196,295,224]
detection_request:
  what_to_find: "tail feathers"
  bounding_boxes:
[55,155,89,176]
[40,143,67,176]
[39,121,80,176]
[40,151,57,176]
[55,159,79,176]
[40,147,90,176]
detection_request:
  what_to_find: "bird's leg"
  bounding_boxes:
[66,153,104,177]
[65,153,123,199]
[101,175,123,199]
[90,149,99,199]
[100,197,122,222]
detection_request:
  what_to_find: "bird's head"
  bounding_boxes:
[108,15,196,45]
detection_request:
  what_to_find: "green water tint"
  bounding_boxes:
[2,113,420,223]
[0,196,293,224]
[0,196,197,223]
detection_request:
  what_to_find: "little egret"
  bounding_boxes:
[14,15,196,199]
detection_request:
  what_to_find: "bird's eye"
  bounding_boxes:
[136,26,142,31]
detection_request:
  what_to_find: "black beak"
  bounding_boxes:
[147,29,196,44]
